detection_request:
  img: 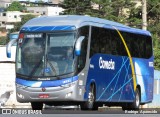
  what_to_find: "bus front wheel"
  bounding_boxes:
[81,84,98,110]
[31,102,43,110]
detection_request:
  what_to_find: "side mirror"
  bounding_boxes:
[75,36,85,56]
[6,39,17,58]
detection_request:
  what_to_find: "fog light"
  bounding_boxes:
[65,92,72,98]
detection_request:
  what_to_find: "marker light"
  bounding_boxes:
[19,33,24,39]
[18,33,24,46]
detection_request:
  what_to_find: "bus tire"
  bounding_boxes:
[31,102,43,110]
[122,88,140,110]
[131,88,140,110]
[81,84,98,110]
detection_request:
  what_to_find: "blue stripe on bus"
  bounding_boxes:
[21,25,151,36]
[16,76,78,87]
[21,26,76,32]
[106,78,132,101]
[103,25,151,36]
[85,54,153,102]
[118,58,130,101]
[97,57,129,100]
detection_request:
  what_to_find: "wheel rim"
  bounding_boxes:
[88,86,94,109]
[136,92,140,107]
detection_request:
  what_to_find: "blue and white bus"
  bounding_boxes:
[7,15,154,110]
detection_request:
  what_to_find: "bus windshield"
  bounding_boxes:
[16,32,76,79]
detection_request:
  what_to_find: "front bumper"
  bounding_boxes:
[16,80,85,103]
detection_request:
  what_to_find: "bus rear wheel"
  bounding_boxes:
[122,88,140,110]
[81,84,98,110]
[131,88,140,110]
[31,102,43,110]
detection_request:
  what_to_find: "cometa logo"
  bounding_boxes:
[99,57,115,70]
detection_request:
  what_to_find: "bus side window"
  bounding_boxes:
[111,40,118,55]
[139,36,146,58]
[78,39,88,71]
[146,36,152,58]
[110,30,119,55]
[90,26,100,57]
[78,26,89,71]
[99,28,111,54]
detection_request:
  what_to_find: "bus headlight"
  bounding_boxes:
[61,81,76,88]
[16,83,27,89]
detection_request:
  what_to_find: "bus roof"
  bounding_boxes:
[22,15,151,36]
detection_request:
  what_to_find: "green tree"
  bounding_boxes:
[7,1,26,11]
[147,0,160,24]
[147,0,160,46]
[61,0,92,15]
[147,0,160,70]
[91,0,115,19]
[111,0,132,22]
[154,48,160,70]
[91,0,136,23]
[127,2,142,28]
[11,14,36,32]
[36,0,44,7]
[0,36,8,45]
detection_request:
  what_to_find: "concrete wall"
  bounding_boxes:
[0,46,16,62]
[0,46,30,108]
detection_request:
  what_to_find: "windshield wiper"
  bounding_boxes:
[17,73,30,79]
[46,58,60,80]
[29,59,42,77]
[29,57,60,80]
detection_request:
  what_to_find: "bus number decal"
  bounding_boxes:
[149,62,154,67]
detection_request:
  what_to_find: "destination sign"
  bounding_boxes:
[25,33,43,38]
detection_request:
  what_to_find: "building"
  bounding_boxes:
[0,11,22,30]
[27,6,64,16]
[0,0,18,8]
[48,0,63,4]
[19,0,64,16]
